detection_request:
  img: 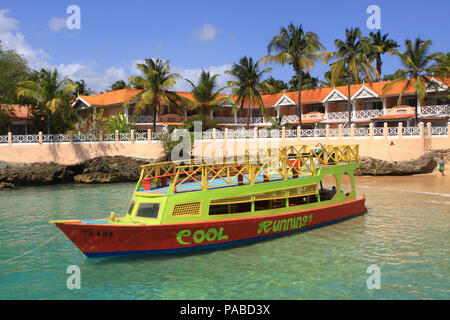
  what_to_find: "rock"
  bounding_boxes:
[0,156,166,187]
[0,150,448,187]
[0,161,77,186]
[0,182,14,190]
[74,172,121,183]
[354,149,450,175]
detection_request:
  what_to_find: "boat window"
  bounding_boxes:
[255,199,286,211]
[209,202,251,215]
[136,202,160,219]
[127,200,135,215]
[340,173,353,196]
[319,174,338,201]
[289,195,318,206]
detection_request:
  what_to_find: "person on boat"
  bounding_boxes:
[330,186,337,198]
[439,155,445,176]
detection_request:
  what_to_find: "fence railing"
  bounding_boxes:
[1,123,449,145]
[420,105,450,115]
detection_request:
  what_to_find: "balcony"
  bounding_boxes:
[130,105,448,126]
[420,105,449,115]
[133,115,154,123]
[325,109,383,123]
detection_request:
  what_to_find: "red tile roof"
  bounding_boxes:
[78,89,143,106]
[74,77,450,108]
[0,104,33,121]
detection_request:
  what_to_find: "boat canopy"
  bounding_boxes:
[137,144,359,194]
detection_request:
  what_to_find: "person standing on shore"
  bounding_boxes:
[439,155,445,176]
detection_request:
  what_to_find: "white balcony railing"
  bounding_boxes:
[131,106,446,126]
[354,109,383,119]
[133,115,154,123]
[1,124,448,145]
[326,111,349,121]
[326,109,383,122]
[281,115,299,124]
[420,105,450,115]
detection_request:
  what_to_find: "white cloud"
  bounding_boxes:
[0,10,232,94]
[0,9,50,69]
[171,64,233,93]
[0,9,18,33]
[128,59,232,93]
[192,22,219,42]
[56,63,128,92]
[48,17,67,32]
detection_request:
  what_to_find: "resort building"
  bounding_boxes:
[71,78,450,131]
[0,104,33,134]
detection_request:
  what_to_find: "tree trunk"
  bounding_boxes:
[201,105,206,128]
[247,103,251,129]
[297,72,303,126]
[415,94,419,125]
[376,55,382,81]
[347,78,352,126]
[152,104,157,132]
[47,109,50,134]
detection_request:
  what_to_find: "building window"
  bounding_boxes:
[311,105,325,113]
[364,101,383,110]
[404,98,417,107]
[10,124,27,135]
[252,109,261,118]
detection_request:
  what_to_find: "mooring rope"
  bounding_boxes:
[0,231,62,264]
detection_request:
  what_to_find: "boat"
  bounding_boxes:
[50,144,367,258]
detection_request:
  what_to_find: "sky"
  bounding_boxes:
[0,0,449,93]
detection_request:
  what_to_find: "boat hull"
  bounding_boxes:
[56,198,367,258]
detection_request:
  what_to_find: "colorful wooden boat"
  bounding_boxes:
[50,144,367,258]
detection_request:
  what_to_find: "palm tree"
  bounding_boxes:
[330,27,378,125]
[260,76,289,94]
[364,30,399,80]
[260,24,331,125]
[0,106,13,134]
[288,71,320,91]
[126,58,183,131]
[383,38,444,123]
[73,79,95,96]
[17,68,76,134]
[109,80,131,91]
[185,70,230,127]
[321,70,348,87]
[226,56,272,128]
[429,52,450,79]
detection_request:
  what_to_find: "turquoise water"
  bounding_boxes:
[0,177,449,300]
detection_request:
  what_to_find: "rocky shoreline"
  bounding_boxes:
[0,156,164,189]
[0,150,448,190]
[354,149,449,176]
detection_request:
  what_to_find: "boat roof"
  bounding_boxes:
[135,144,360,196]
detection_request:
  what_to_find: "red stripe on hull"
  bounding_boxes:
[57,198,366,257]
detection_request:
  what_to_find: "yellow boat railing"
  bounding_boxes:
[138,144,359,193]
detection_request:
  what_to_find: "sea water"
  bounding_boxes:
[0,174,449,299]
